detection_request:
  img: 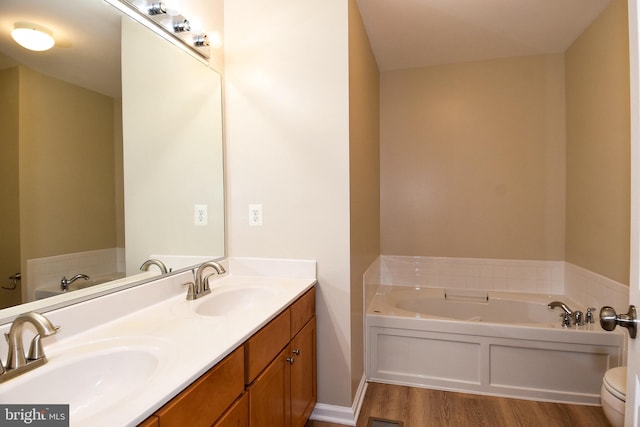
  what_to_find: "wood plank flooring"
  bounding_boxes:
[306,382,612,427]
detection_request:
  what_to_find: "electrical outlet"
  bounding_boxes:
[194,204,208,225]
[249,204,263,226]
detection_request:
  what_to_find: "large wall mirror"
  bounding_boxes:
[0,0,225,319]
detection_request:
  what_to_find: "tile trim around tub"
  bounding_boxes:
[367,255,564,294]
[365,255,629,310]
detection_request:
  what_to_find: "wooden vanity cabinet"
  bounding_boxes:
[246,287,316,427]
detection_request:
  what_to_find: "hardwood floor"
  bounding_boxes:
[306,382,611,427]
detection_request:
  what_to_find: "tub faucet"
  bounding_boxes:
[190,261,226,299]
[548,301,574,327]
[1,312,59,383]
[140,259,169,274]
[60,274,89,291]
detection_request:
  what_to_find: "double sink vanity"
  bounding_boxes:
[0,258,317,427]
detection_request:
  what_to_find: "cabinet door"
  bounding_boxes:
[214,392,249,427]
[248,346,291,427]
[290,317,316,427]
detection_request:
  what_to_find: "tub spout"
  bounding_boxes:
[548,301,573,315]
[60,274,89,291]
[140,259,169,274]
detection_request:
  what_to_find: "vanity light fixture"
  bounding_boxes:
[104,0,212,59]
[193,34,208,47]
[173,19,190,33]
[148,2,167,15]
[11,22,55,51]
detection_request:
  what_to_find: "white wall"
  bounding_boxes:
[224,0,353,408]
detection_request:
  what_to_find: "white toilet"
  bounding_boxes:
[601,366,626,427]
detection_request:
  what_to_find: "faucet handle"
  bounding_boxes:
[586,307,597,324]
[27,323,61,360]
[574,310,584,326]
[202,273,216,294]
[27,335,44,361]
[182,281,197,300]
[26,327,58,361]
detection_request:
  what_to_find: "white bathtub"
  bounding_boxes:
[366,285,626,405]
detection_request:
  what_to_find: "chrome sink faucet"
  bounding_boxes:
[185,261,226,300]
[140,259,169,274]
[1,312,59,383]
[60,274,89,291]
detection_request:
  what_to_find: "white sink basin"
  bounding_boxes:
[195,286,279,317]
[0,339,167,424]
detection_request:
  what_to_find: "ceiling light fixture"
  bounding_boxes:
[11,22,55,51]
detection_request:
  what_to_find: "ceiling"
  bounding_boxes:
[356,0,614,71]
[1,1,615,94]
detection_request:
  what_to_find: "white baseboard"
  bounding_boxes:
[310,375,368,426]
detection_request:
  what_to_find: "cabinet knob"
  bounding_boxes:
[286,357,295,364]
[292,348,300,355]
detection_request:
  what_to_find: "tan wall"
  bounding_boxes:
[565,0,630,285]
[348,0,380,400]
[380,55,567,260]
[18,67,118,265]
[0,68,22,308]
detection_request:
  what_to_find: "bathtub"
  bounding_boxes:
[366,286,625,405]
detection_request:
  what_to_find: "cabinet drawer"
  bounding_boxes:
[290,287,315,337]
[245,309,291,384]
[155,346,244,427]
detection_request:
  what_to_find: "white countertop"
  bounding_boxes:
[0,258,316,427]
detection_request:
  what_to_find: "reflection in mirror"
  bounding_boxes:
[0,0,124,310]
[122,18,224,275]
[0,0,225,319]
